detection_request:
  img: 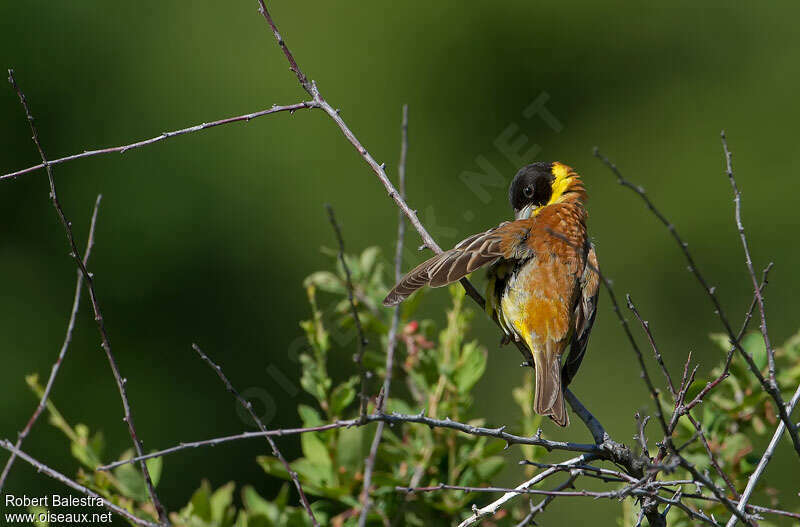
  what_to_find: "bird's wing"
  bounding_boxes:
[561,242,599,386]
[383,220,534,306]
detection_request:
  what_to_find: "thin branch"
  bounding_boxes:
[0,440,159,527]
[359,104,408,527]
[635,412,651,456]
[515,473,579,527]
[593,147,800,456]
[625,294,671,436]
[7,69,168,525]
[680,492,800,520]
[687,411,738,498]
[684,263,773,412]
[686,411,738,498]
[325,204,370,421]
[97,411,602,471]
[725,382,800,527]
[450,455,591,527]
[1,102,315,182]
[721,132,775,386]
[191,344,319,527]
[400,477,721,527]
[674,453,755,527]
[0,195,100,491]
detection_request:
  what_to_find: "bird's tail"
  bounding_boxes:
[533,350,569,427]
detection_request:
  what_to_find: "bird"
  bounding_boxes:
[383,162,599,426]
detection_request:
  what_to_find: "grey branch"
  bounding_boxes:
[325,204,370,421]
[358,104,409,527]
[594,147,800,457]
[1,101,316,181]
[192,344,319,527]
[0,195,100,492]
[7,69,168,525]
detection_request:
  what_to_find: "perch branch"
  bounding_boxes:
[191,344,319,527]
[0,195,100,492]
[97,411,602,471]
[8,69,168,525]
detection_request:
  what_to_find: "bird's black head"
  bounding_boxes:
[509,162,554,219]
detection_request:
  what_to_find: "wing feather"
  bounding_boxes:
[383,221,533,306]
[561,243,599,386]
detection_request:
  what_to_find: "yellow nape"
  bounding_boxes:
[548,162,577,205]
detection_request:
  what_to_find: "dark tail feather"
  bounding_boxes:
[533,351,569,427]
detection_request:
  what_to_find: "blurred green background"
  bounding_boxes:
[2,1,799,524]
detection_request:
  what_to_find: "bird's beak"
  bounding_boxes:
[515,203,537,220]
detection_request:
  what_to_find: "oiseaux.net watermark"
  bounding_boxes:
[3,493,111,524]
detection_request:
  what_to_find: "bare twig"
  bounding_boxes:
[450,455,591,527]
[593,148,800,456]
[8,69,168,525]
[0,195,100,491]
[685,263,773,412]
[625,294,671,436]
[359,104,408,527]
[725,382,800,527]
[97,411,602,471]
[515,473,579,527]
[721,132,776,386]
[1,102,316,182]
[401,476,722,527]
[0,440,159,527]
[674,454,755,526]
[680,492,800,520]
[635,412,651,456]
[325,204,370,421]
[686,411,738,498]
[191,344,319,527]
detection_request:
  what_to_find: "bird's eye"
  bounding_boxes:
[523,186,533,198]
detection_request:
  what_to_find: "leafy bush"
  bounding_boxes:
[24,246,800,526]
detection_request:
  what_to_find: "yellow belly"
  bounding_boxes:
[500,256,574,352]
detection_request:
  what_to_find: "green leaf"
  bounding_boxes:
[329,380,357,416]
[304,271,344,294]
[709,332,732,353]
[301,433,332,471]
[741,332,767,370]
[335,426,364,472]
[454,342,486,393]
[298,405,324,428]
[210,481,235,524]
[361,246,380,270]
[474,456,505,480]
[114,454,148,502]
[257,456,289,480]
[146,454,162,488]
[189,480,213,522]
[243,485,279,522]
[70,424,102,469]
